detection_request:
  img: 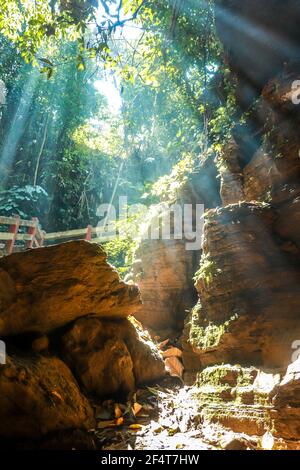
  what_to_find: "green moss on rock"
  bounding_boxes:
[189,306,239,351]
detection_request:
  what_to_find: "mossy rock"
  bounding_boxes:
[189,312,239,352]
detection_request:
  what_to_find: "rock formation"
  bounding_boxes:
[0,240,141,337]
[182,0,300,446]
[62,316,165,397]
[129,239,197,332]
[129,156,220,334]
[0,355,95,439]
[0,240,165,443]
[196,359,300,449]
[189,201,300,369]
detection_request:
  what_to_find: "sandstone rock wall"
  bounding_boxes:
[130,157,220,334]
[196,359,300,449]
[189,202,300,369]
[129,239,197,332]
[185,0,300,445]
[219,71,300,207]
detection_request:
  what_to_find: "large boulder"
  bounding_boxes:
[0,355,95,439]
[61,317,166,397]
[0,241,141,337]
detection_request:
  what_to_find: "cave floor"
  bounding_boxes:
[91,378,230,451]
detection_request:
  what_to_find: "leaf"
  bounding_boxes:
[77,55,86,71]
[162,347,182,359]
[132,402,142,416]
[47,67,53,79]
[158,339,169,350]
[115,417,124,426]
[129,424,143,430]
[114,404,122,419]
[168,426,180,436]
[97,420,116,429]
[77,62,86,71]
[153,426,164,434]
[146,386,160,397]
[164,357,184,379]
[39,57,54,66]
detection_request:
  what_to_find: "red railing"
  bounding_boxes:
[0,216,45,254]
[0,217,98,255]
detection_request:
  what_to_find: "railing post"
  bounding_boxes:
[26,217,38,249]
[6,215,20,255]
[40,230,45,247]
[85,225,92,241]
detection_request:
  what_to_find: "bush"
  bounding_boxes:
[0,185,49,222]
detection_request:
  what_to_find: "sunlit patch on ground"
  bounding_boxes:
[91,377,259,450]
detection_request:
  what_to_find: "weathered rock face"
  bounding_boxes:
[196,360,300,449]
[188,5,300,374]
[197,364,279,437]
[0,355,95,439]
[0,240,141,337]
[220,138,245,205]
[129,239,197,332]
[220,71,300,207]
[61,316,165,397]
[272,358,300,443]
[185,2,300,444]
[0,240,164,444]
[129,157,220,333]
[243,150,281,202]
[188,202,300,369]
[180,0,300,446]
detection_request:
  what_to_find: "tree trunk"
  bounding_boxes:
[33,113,50,187]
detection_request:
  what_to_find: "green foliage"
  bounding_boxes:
[0,0,98,65]
[0,0,238,273]
[150,154,195,202]
[194,253,218,285]
[0,185,49,220]
[101,209,147,275]
[103,236,135,276]
[0,1,148,71]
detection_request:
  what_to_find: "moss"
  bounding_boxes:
[197,364,255,387]
[194,254,214,285]
[189,310,239,351]
[194,364,275,435]
[193,253,222,286]
[198,365,233,387]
